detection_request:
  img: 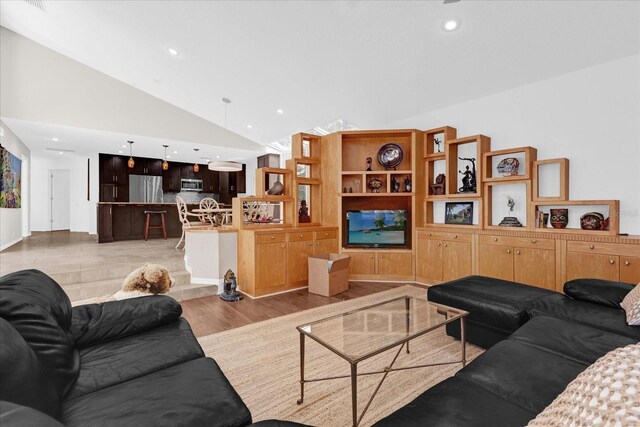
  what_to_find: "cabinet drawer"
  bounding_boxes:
[418,230,471,242]
[567,241,640,257]
[315,229,337,240]
[288,231,314,242]
[479,235,554,250]
[256,233,286,244]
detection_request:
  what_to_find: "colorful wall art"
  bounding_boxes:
[0,145,22,208]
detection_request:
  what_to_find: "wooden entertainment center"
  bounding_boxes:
[236,127,639,297]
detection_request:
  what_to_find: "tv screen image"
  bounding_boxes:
[346,210,407,247]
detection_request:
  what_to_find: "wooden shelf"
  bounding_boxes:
[482,146,537,183]
[425,153,446,160]
[484,181,532,230]
[425,195,448,201]
[241,196,294,202]
[342,170,412,175]
[296,178,321,185]
[291,158,320,165]
[530,199,619,236]
[445,135,491,198]
[424,222,481,230]
[423,126,457,158]
[532,158,569,202]
[341,193,414,197]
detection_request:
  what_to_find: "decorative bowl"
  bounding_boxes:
[377,143,403,170]
[496,157,520,176]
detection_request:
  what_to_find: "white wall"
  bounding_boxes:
[386,54,640,235]
[30,152,99,234]
[0,120,30,250]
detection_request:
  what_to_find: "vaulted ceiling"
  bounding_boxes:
[2,0,639,146]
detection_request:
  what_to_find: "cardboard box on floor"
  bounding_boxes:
[308,253,351,297]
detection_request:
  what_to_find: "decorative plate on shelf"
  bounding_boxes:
[377,143,403,170]
[496,157,520,176]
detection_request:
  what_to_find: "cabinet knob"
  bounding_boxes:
[380,255,384,259]
[317,241,320,245]
[270,236,275,239]
[624,261,630,266]
[516,250,521,255]
[325,233,329,236]
[589,245,595,249]
[370,256,374,259]
[309,242,313,247]
[494,237,498,242]
[444,243,448,247]
[507,250,511,254]
[281,244,285,249]
[609,259,615,265]
[300,234,303,238]
[437,242,441,246]
[454,235,458,239]
[531,240,537,243]
[428,233,432,236]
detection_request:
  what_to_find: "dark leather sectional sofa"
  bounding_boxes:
[0,269,302,427]
[374,276,639,426]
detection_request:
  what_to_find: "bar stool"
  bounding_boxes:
[144,210,167,240]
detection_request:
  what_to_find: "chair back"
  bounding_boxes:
[175,196,189,226]
[199,198,219,210]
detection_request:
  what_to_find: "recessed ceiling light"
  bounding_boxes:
[216,155,220,159]
[173,150,178,154]
[276,109,284,115]
[166,155,171,158]
[121,144,127,148]
[247,124,253,129]
[118,150,123,154]
[58,151,64,155]
[444,20,459,31]
[52,137,59,141]
[167,48,180,56]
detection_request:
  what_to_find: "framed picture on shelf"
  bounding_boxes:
[445,202,473,225]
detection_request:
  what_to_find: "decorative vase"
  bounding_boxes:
[550,208,569,229]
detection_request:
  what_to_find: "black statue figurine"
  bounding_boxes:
[458,157,477,193]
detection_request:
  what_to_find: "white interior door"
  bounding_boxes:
[50,169,70,231]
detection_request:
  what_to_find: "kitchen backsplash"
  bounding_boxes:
[163,192,219,204]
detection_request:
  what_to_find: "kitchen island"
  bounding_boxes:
[97,202,201,243]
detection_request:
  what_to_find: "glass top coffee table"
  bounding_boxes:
[295,295,468,426]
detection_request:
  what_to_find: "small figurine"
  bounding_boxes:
[429,174,446,195]
[298,200,311,223]
[220,269,243,302]
[367,177,383,193]
[404,176,412,192]
[366,157,372,171]
[391,176,401,193]
[343,187,347,193]
[507,196,515,213]
[349,187,353,193]
[498,195,523,227]
[434,137,442,153]
[458,157,477,193]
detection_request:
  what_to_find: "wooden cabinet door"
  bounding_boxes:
[478,244,514,281]
[514,248,555,290]
[100,154,115,183]
[567,252,619,282]
[128,156,145,175]
[346,252,376,275]
[97,205,113,243]
[377,253,412,276]
[442,241,471,282]
[112,205,132,240]
[236,164,246,193]
[256,242,287,289]
[314,238,338,255]
[621,256,640,284]
[287,239,314,286]
[416,238,442,281]
[146,159,164,176]
[181,164,195,180]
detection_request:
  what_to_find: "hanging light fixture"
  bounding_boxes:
[193,148,200,173]
[162,145,169,170]
[127,141,135,168]
[208,98,243,172]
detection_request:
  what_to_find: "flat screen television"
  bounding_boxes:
[346,210,408,248]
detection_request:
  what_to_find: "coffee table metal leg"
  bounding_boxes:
[461,317,467,367]
[405,297,410,354]
[351,363,358,427]
[297,332,305,404]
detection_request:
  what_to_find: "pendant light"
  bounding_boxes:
[127,141,135,168]
[208,98,242,172]
[193,148,200,173]
[162,145,169,170]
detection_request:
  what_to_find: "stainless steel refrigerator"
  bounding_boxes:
[129,175,163,203]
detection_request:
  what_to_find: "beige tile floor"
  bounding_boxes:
[0,231,216,301]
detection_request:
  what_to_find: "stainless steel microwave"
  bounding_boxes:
[181,178,203,192]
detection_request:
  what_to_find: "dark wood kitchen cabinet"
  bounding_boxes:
[202,169,219,193]
[99,154,129,202]
[130,157,163,176]
[162,162,182,192]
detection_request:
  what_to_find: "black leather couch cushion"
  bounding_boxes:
[456,340,585,414]
[372,376,536,427]
[249,421,311,427]
[530,293,640,340]
[0,401,64,427]
[0,269,79,397]
[71,296,182,347]
[0,319,61,418]
[563,278,635,308]
[67,318,205,400]
[61,357,252,427]
[509,315,638,365]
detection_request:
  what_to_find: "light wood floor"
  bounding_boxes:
[182,282,426,338]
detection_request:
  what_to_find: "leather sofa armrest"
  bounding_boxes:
[563,278,635,309]
[71,296,182,348]
[0,401,64,427]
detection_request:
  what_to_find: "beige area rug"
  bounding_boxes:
[198,285,484,426]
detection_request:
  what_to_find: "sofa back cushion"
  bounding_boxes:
[0,270,79,397]
[0,318,61,418]
[620,284,640,325]
[563,278,634,308]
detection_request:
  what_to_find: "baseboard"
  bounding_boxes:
[0,237,22,252]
